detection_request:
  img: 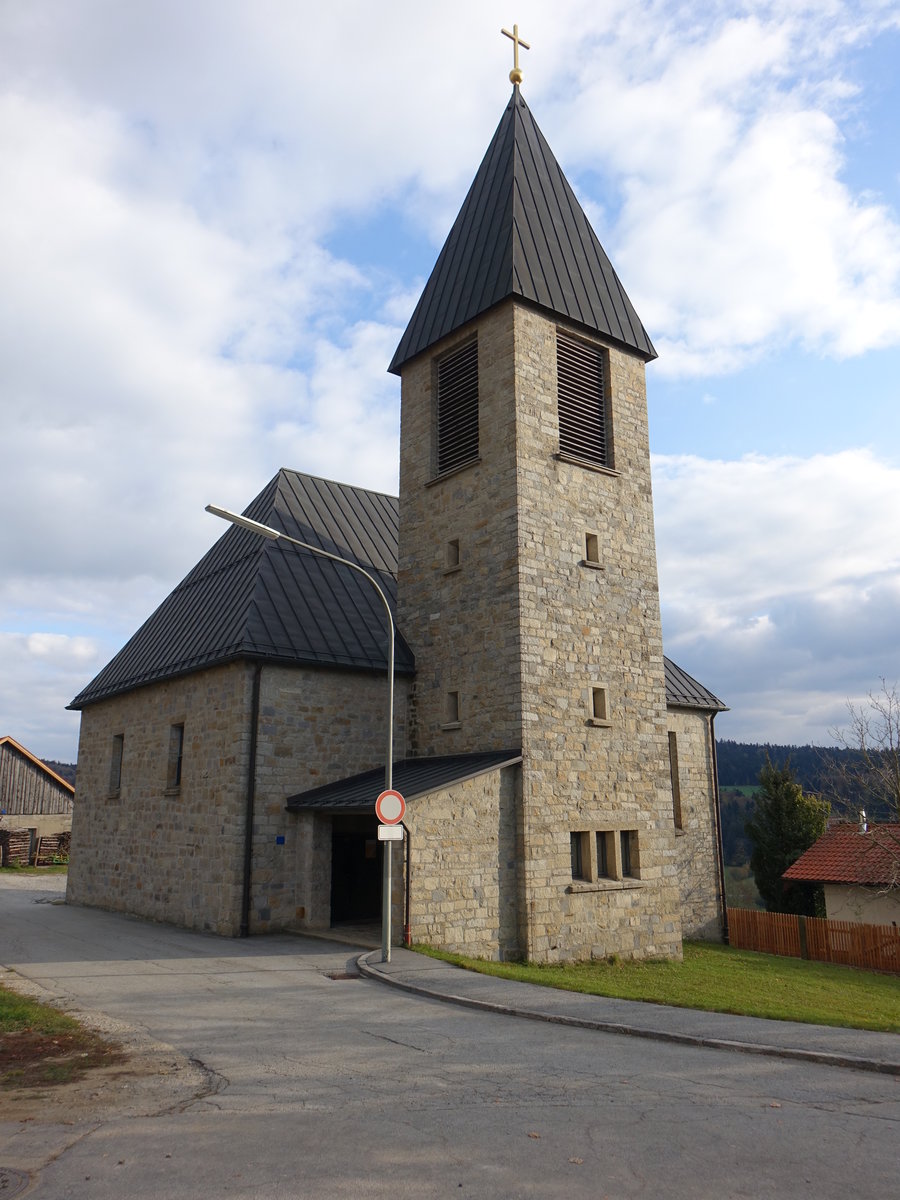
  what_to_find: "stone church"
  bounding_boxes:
[67,80,727,963]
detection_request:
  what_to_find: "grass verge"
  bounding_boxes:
[0,982,123,1087]
[0,864,68,875]
[414,941,900,1033]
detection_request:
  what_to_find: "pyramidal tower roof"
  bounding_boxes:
[389,86,656,374]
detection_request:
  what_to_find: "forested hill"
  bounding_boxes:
[715,739,877,806]
[43,760,76,787]
[716,740,867,792]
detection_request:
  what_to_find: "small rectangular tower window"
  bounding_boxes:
[589,686,610,725]
[444,538,461,571]
[557,331,612,468]
[167,723,185,792]
[668,731,683,830]
[109,734,124,796]
[443,691,460,727]
[436,338,479,475]
[584,532,600,565]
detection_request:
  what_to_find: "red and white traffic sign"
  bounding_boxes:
[375,789,405,825]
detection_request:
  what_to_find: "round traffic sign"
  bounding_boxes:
[375,789,406,825]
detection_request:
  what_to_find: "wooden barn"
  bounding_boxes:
[0,735,74,865]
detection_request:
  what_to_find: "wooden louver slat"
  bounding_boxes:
[556,332,609,467]
[437,339,479,474]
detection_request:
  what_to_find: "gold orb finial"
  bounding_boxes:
[502,24,530,86]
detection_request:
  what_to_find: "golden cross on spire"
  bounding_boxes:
[501,23,530,86]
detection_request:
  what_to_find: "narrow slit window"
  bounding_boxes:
[445,538,461,569]
[109,734,124,795]
[167,723,185,791]
[591,686,609,722]
[584,532,600,564]
[436,339,479,475]
[557,331,612,467]
[668,731,683,829]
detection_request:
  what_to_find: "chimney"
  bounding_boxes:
[859,809,868,834]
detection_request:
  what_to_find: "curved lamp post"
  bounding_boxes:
[205,504,397,962]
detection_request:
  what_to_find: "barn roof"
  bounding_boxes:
[389,87,656,374]
[0,736,75,796]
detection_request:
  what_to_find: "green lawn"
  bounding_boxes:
[0,983,80,1036]
[415,941,900,1033]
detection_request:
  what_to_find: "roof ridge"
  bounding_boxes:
[389,88,655,374]
[0,735,75,793]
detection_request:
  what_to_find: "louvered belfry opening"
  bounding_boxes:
[436,338,479,475]
[556,331,611,468]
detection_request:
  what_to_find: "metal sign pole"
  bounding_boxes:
[376,790,405,964]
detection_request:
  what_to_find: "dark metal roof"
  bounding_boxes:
[663,657,728,712]
[69,471,416,709]
[287,750,523,813]
[70,467,724,716]
[389,87,656,374]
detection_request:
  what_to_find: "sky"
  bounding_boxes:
[1,0,899,762]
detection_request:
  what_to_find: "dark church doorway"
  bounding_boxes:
[330,815,382,925]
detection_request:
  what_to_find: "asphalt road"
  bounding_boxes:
[1,875,898,1199]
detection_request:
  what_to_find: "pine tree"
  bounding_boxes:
[745,761,829,915]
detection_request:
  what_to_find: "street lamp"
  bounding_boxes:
[205,504,397,962]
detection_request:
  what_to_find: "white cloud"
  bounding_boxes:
[533,3,900,376]
[654,449,900,742]
[1,1,899,758]
[0,634,98,760]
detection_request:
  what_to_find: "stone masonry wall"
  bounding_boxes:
[397,299,683,963]
[404,765,522,959]
[512,305,682,962]
[67,662,253,935]
[397,305,523,757]
[68,659,409,937]
[667,708,725,940]
[248,662,408,933]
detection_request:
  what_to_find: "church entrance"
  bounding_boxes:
[330,815,382,925]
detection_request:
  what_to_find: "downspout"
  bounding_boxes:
[240,664,263,938]
[402,821,412,947]
[708,711,729,945]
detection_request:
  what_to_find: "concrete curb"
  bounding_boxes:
[357,952,900,1077]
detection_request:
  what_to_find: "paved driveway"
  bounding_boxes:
[1,875,898,1199]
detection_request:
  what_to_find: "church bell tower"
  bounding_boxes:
[390,50,682,962]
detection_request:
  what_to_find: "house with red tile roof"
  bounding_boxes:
[784,822,900,925]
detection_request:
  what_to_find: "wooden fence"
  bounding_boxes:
[728,907,900,974]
